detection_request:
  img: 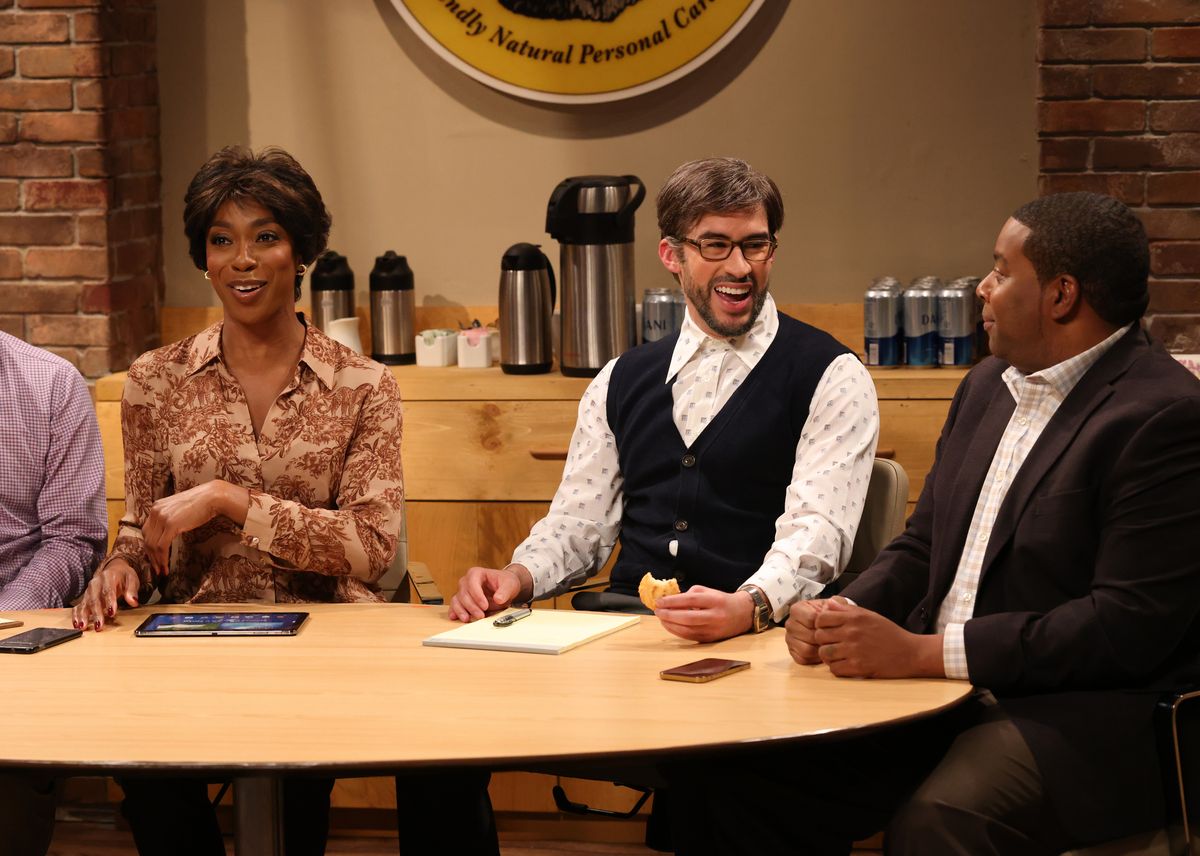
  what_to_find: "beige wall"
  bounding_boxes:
[158,0,1036,310]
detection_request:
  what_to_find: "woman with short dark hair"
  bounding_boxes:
[73,146,404,856]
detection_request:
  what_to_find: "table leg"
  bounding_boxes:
[233,776,283,856]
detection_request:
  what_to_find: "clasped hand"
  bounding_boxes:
[785,598,944,678]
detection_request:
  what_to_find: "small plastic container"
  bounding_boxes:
[415,329,457,367]
[457,328,493,368]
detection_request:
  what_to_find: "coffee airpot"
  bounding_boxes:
[546,175,644,377]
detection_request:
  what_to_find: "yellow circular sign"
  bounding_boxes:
[392,0,766,103]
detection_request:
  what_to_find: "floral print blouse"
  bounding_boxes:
[104,319,405,605]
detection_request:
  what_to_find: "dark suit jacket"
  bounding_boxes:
[843,326,1200,843]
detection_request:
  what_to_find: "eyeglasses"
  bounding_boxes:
[676,236,778,262]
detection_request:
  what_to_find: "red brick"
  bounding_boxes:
[1039,66,1091,99]
[0,315,24,337]
[1151,242,1200,276]
[0,79,71,110]
[18,43,103,77]
[1149,101,1200,132]
[74,146,108,177]
[76,344,109,377]
[1093,64,1200,98]
[1039,172,1146,204]
[24,247,107,278]
[1138,208,1200,240]
[1145,313,1200,350]
[0,11,68,42]
[1094,0,1200,25]
[0,281,80,311]
[0,47,14,78]
[26,313,109,346]
[79,281,108,311]
[0,180,18,209]
[0,143,71,177]
[106,7,153,40]
[1039,28,1146,63]
[107,105,157,141]
[113,173,158,206]
[71,10,98,41]
[18,0,100,8]
[1039,100,1144,133]
[24,178,107,209]
[114,237,155,275]
[1040,0,1091,26]
[1153,27,1200,60]
[0,249,21,279]
[19,111,104,143]
[108,42,154,76]
[124,137,157,172]
[1041,138,1091,171]
[76,212,104,244]
[0,213,73,244]
[1147,172,1200,204]
[1149,279,1200,312]
[74,77,101,109]
[108,205,158,241]
[1094,135,1200,169]
[0,112,15,143]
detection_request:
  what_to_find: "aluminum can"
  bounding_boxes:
[642,287,685,343]
[863,278,903,367]
[903,279,940,366]
[937,285,976,366]
[951,276,988,360]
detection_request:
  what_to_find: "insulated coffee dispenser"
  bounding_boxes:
[546,175,644,377]
[369,251,415,365]
[309,250,354,332]
[498,243,556,375]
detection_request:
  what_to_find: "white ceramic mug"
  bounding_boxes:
[326,317,363,354]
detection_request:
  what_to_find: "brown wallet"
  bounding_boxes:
[660,658,751,683]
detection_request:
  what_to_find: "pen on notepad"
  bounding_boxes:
[493,607,532,627]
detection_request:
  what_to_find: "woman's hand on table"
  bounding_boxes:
[142,481,250,576]
[73,559,140,631]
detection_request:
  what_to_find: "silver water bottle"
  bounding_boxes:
[546,175,645,377]
[369,251,415,365]
[309,251,355,332]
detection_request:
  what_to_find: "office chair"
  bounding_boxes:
[554,457,911,845]
[376,502,443,605]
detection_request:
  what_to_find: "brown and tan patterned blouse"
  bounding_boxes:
[105,318,404,605]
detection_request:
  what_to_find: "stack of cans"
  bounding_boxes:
[642,287,687,343]
[864,275,984,367]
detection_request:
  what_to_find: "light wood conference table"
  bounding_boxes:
[1,603,972,854]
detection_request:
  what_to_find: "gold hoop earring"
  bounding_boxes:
[297,264,308,275]
[203,271,211,280]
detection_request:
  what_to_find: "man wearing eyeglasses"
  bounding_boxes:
[450,157,879,642]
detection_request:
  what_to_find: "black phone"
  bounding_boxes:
[0,627,82,654]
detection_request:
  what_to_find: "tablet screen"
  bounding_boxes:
[134,612,309,637]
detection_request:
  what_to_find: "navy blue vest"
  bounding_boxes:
[605,313,852,595]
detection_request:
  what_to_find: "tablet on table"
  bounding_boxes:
[134,612,309,637]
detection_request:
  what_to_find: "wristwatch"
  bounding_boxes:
[738,584,772,633]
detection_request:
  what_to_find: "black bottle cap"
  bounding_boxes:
[501,243,550,271]
[370,251,413,292]
[309,250,354,291]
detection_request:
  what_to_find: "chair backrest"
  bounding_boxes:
[839,457,909,586]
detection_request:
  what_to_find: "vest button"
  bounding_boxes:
[674,519,688,532]
[681,454,696,467]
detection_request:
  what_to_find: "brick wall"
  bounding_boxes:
[0,0,162,379]
[1039,0,1200,351]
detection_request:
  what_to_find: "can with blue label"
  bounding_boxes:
[937,284,976,366]
[864,277,903,367]
[903,278,941,366]
[951,276,988,360]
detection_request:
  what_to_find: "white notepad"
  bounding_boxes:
[423,609,640,655]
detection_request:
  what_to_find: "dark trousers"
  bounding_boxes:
[394,769,498,856]
[117,776,334,856]
[666,693,1072,856]
[0,773,57,856]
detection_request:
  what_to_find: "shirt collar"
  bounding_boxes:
[666,291,779,382]
[1002,323,1134,401]
[184,313,338,390]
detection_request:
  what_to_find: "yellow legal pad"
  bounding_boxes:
[422,609,640,655]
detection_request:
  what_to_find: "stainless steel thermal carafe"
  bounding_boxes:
[546,175,645,377]
[309,250,355,333]
[498,243,556,374]
[369,251,415,365]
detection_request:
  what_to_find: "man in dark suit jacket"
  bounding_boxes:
[668,192,1200,855]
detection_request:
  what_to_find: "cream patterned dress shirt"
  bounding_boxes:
[938,324,1133,679]
[513,292,879,621]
